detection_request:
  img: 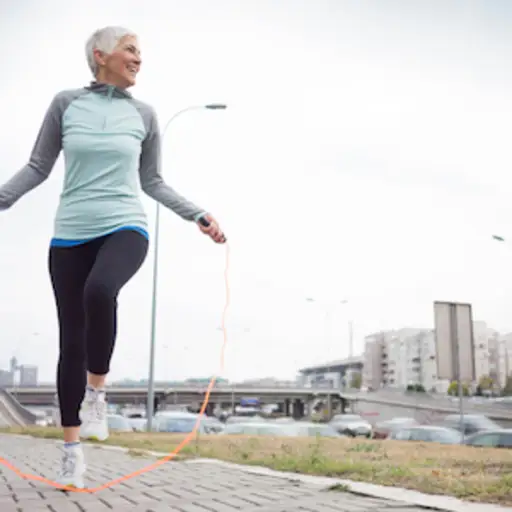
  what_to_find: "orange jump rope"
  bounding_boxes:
[0,241,231,494]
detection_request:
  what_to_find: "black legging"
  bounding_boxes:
[49,230,148,427]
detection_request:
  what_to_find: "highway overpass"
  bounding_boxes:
[8,386,342,418]
[9,386,337,404]
[7,386,512,425]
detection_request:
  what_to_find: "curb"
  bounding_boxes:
[183,459,512,512]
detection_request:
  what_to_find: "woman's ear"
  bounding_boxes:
[93,48,107,69]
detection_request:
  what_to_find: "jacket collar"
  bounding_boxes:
[85,81,132,99]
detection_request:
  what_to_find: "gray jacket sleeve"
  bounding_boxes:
[137,103,206,222]
[0,93,65,210]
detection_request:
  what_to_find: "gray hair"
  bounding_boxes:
[85,26,137,76]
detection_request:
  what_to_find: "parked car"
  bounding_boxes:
[226,415,267,424]
[127,417,147,432]
[439,414,501,436]
[221,422,288,437]
[329,414,372,438]
[201,417,225,434]
[221,421,341,438]
[389,425,461,444]
[272,417,296,424]
[464,429,512,448]
[285,422,341,438]
[107,414,134,433]
[372,417,418,439]
[154,412,210,434]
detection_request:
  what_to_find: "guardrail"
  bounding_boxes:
[0,389,36,425]
[0,394,25,426]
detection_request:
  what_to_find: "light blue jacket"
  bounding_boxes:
[0,82,206,245]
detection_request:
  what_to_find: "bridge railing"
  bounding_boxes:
[0,389,37,425]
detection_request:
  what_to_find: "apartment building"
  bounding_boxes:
[362,328,440,391]
[362,332,385,390]
[362,320,511,393]
[497,333,512,389]
[19,365,38,387]
[472,321,501,386]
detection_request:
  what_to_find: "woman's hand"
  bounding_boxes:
[197,214,226,244]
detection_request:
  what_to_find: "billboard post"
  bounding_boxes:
[433,301,475,443]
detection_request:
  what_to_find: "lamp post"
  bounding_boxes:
[490,234,512,391]
[146,103,227,432]
[305,297,352,418]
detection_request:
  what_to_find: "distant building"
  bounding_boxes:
[472,321,498,385]
[362,328,443,392]
[497,333,512,389]
[362,332,385,390]
[298,356,363,389]
[0,369,14,388]
[19,365,38,387]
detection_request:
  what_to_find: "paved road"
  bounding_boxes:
[353,398,512,428]
[0,435,428,511]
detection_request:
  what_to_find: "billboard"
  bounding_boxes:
[433,301,475,382]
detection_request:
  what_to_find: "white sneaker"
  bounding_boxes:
[79,387,109,442]
[56,443,86,489]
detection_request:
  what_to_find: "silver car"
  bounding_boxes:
[329,414,372,437]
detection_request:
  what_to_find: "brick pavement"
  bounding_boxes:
[0,435,430,511]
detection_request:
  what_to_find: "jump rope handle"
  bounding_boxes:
[198,215,227,242]
[198,216,211,227]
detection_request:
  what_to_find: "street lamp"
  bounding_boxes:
[146,103,227,432]
[491,234,512,389]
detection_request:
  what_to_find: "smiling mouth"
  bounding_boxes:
[126,66,138,77]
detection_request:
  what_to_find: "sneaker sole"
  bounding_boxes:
[57,481,85,491]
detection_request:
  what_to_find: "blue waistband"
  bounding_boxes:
[50,226,149,247]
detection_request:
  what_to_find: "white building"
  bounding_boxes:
[362,328,441,392]
[497,333,512,389]
[362,333,385,390]
[299,357,363,390]
[360,319,512,394]
[472,321,500,387]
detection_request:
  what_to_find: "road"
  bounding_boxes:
[352,395,512,428]
[0,435,431,511]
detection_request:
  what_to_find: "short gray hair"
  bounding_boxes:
[85,26,137,76]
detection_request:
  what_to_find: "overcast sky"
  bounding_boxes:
[1,0,512,383]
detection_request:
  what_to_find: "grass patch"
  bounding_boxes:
[2,426,511,505]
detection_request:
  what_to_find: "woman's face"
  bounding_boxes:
[96,35,141,88]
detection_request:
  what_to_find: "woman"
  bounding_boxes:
[0,26,226,488]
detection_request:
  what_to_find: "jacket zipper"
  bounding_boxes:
[103,85,115,129]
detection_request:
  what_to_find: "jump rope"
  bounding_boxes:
[0,217,231,493]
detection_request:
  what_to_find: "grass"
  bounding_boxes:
[2,426,512,505]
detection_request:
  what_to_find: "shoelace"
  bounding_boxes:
[59,452,76,477]
[87,398,106,422]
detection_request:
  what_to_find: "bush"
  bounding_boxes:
[406,384,426,393]
[447,381,469,396]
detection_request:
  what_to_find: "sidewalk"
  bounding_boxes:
[0,434,493,511]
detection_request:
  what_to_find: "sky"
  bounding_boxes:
[1,0,512,383]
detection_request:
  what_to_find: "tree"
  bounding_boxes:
[478,375,494,392]
[447,381,469,396]
[350,372,362,389]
